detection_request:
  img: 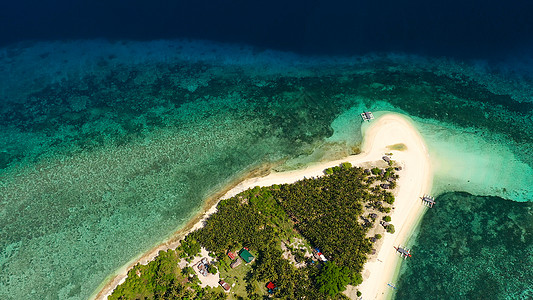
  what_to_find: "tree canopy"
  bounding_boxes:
[110,163,397,299]
[317,262,351,296]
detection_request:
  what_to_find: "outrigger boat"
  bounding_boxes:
[394,245,412,259]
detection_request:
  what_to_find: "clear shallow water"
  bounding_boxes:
[395,192,533,299]
[415,119,533,202]
[0,40,532,299]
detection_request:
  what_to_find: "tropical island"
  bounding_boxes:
[97,113,433,300]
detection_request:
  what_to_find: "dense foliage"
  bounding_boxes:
[110,163,396,299]
[248,247,318,299]
[109,250,227,300]
[191,186,284,255]
[272,165,374,276]
[317,262,352,296]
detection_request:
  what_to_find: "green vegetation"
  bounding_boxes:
[208,265,218,274]
[110,163,397,299]
[108,249,227,300]
[180,235,201,258]
[383,215,392,222]
[387,143,407,151]
[317,262,351,296]
[341,162,352,169]
[375,234,382,240]
[386,224,396,234]
[273,166,373,275]
[384,192,395,204]
[371,167,381,175]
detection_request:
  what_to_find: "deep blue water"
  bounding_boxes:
[2,0,533,58]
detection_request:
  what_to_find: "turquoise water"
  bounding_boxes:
[0,40,532,299]
[395,193,533,299]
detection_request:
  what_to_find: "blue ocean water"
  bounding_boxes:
[1,2,533,298]
[3,1,533,58]
[0,40,531,300]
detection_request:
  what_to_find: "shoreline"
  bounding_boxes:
[346,114,433,299]
[93,112,433,300]
[91,164,274,300]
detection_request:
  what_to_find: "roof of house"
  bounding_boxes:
[228,251,236,260]
[219,280,231,291]
[239,248,255,263]
[266,282,276,289]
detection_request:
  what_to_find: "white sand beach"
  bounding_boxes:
[223,113,433,299]
[344,114,433,299]
[94,112,432,300]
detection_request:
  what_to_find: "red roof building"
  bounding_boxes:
[227,251,236,260]
[219,280,231,291]
[266,282,276,290]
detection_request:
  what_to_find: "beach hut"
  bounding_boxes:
[239,248,255,263]
[194,258,211,277]
[382,156,391,163]
[219,280,231,291]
